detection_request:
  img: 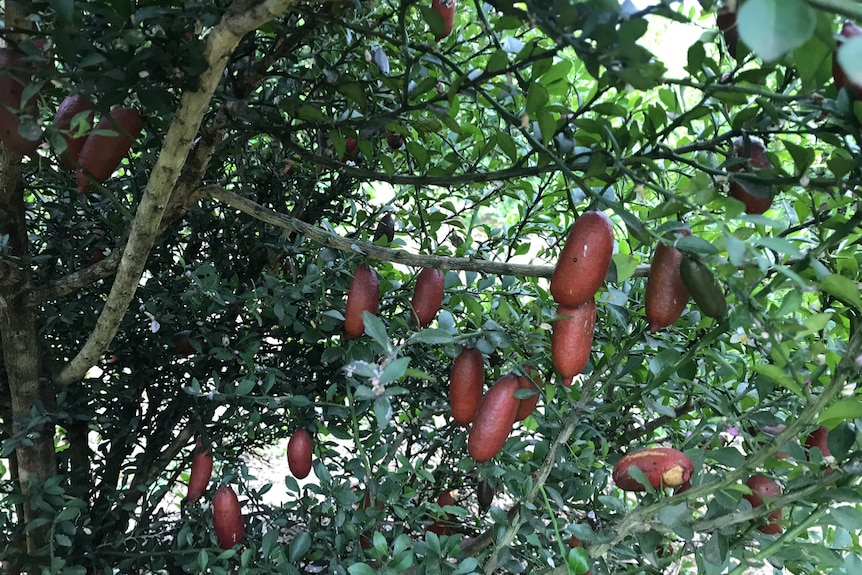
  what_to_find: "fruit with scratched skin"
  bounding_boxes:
[550,211,614,309]
[833,21,862,98]
[343,264,380,338]
[431,0,456,41]
[212,485,245,549]
[514,365,540,421]
[288,428,313,479]
[645,230,690,332]
[612,447,694,491]
[76,107,144,194]
[551,300,596,387]
[727,138,774,214]
[53,94,93,169]
[680,256,727,319]
[0,47,42,156]
[411,268,444,327]
[744,475,783,534]
[449,346,484,426]
[467,374,520,462]
[186,437,213,502]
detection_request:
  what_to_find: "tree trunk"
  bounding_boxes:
[0,146,56,557]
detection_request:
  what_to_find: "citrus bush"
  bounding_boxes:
[1,0,862,574]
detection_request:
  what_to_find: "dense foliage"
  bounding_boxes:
[2,0,862,574]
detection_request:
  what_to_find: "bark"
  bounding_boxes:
[0,146,56,555]
[55,0,297,387]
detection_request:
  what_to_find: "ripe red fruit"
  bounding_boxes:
[449,346,484,426]
[467,374,520,462]
[431,0,456,41]
[426,491,457,536]
[744,475,783,534]
[359,491,385,548]
[805,426,832,458]
[645,231,690,333]
[76,108,144,194]
[343,264,380,339]
[0,47,42,156]
[53,94,93,169]
[212,485,245,549]
[716,7,738,59]
[833,22,862,98]
[186,437,213,502]
[727,138,774,214]
[612,447,694,491]
[514,365,540,421]
[411,268,444,327]
[172,330,195,355]
[372,213,395,243]
[550,211,614,308]
[342,137,359,162]
[386,131,404,149]
[287,429,313,479]
[551,300,596,387]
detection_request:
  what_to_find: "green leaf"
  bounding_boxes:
[782,139,815,175]
[737,0,815,62]
[374,396,392,428]
[818,399,862,428]
[820,274,862,311]
[348,564,378,575]
[566,547,590,575]
[379,357,411,386]
[289,531,311,563]
[525,83,549,115]
[408,328,454,345]
[363,312,390,350]
[753,364,803,397]
[675,235,719,257]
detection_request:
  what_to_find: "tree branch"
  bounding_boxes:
[206,185,651,279]
[55,0,296,387]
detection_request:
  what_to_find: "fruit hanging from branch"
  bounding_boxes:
[287,428,313,479]
[726,137,774,214]
[0,46,43,156]
[212,485,245,549]
[431,0,456,41]
[833,21,862,98]
[743,475,783,534]
[425,491,458,536]
[680,255,727,319]
[716,1,739,59]
[343,264,380,339]
[186,437,213,503]
[76,107,144,194]
[551,300,596,387]
[52,94,93,169]
[467,373,520,462]
[550,211,614,309]
[449,346,484,426]
[612,447,694,491]
[411,268,444,328]
[645,229,690,332]
[372,213,395,243]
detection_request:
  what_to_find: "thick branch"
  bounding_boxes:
[55,0,296,387]
[207,186,652,279]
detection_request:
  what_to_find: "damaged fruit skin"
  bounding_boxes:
[467,374,520,462]
[550,211,614,309]
[552,300,596,387]
[343,264,380,338]
[612,447,694,491]
[449,346,484,426]
[833,22,862,98]
[76,107,144,194]
[744,475,783,534]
